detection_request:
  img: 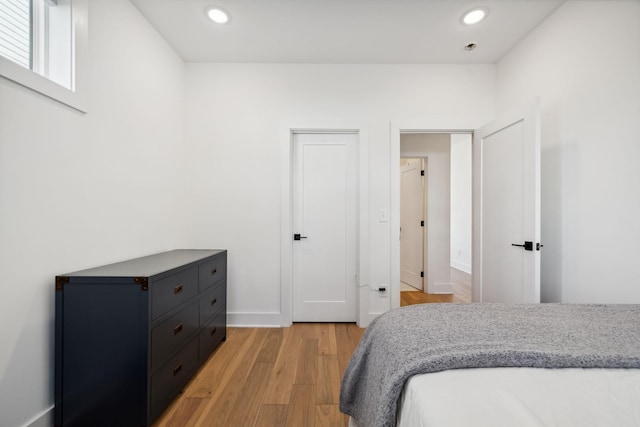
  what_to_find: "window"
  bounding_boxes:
[0,0,30,69]
[0,0,87,112]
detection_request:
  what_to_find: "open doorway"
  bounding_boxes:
[399,133,472,305]
[449,134,472,303]
[392,100,541,309]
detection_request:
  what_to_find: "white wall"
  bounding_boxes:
[401,133,452,293]
[450,134,472,273]
[496,0,640,303]
[6,0,639,424]
[183,64,495,325]
[0,1,186,426]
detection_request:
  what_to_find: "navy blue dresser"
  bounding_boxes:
[54,249,227,427]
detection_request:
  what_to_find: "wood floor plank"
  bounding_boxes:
[295,338,319,385]
[317,323,338,355]
[224,362,274,427]
[255,404,288,427]
[152,397,206,427]
[183,328,252,398]
[255,328,284,363]
[285,384,316,427]
[296,322,323,340]
[193,328,270,426]
[316,404,349,427]
[335,323,363,375]
[262,326,300,404]
[316,354,341,404]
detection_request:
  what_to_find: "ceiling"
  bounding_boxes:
[129,0,566,64]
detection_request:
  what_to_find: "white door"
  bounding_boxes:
[292,133,357,321]
[473,99,541,303]
[400,159,423,290]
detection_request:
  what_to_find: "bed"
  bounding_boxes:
[339,303,640,427]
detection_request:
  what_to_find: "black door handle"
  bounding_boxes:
[293,234,308,241]
[512,241,533,251]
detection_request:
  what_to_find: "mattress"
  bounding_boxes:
[396,367,640,427]
[341,304,640,427]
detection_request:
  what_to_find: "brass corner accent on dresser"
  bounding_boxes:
[54,249,227,427]
[134,276,149,291]
[55,276,69,291]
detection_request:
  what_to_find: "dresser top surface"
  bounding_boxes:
[61,249,225,278]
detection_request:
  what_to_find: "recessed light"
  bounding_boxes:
[462,8,487,25]
[205,7,230,24]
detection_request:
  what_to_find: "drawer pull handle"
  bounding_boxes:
[173,363,183,376]
[210,327,217,336]
[174,284,183,295]
[211,268,217,275]
[211,297,217,305]
[174,324,184,335]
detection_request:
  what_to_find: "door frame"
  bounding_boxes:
[281,122,369,326]
[391,121,475,310]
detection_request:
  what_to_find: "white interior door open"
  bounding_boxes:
[292,132,357,322]
[400,159,423,290]
[473,98,541,303]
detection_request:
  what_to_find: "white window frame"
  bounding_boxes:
[0,0,88,113]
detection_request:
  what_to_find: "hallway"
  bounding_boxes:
[400,268,471,306]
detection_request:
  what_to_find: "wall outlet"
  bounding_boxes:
[378,284,389,297]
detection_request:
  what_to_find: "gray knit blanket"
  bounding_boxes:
[339,303,640,427]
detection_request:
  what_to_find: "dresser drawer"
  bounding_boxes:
[151,301,199,370]
[150,336,198,422]
[199,310,226,361]
[198,255,226,291]
[151,267,198,320]
[199,280,226,325]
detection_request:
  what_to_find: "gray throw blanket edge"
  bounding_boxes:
[339,303,640,427]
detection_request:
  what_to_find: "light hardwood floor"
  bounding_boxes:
[155,270,469,426]
[153,323,364,427]
[401,268,472,306]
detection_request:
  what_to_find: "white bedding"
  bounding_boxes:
[396,367,640,427]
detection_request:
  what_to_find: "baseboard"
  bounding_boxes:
[228,311,379,328]
[430,282,453,294]
[359,312,387,328]
[227,311,282,327]
[451,260,472,274]
[24,406,53,427]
